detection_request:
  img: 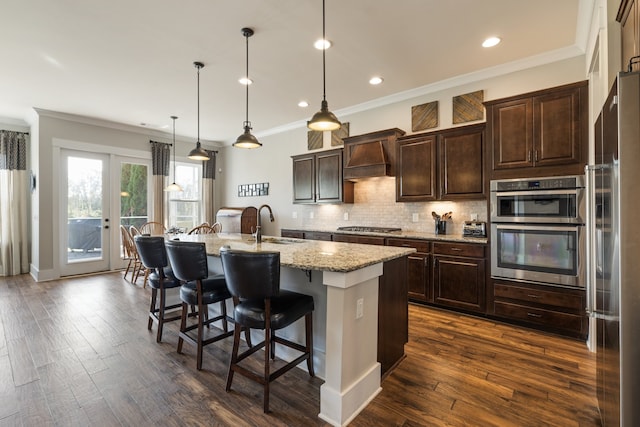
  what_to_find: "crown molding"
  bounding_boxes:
[253,46,586,143]
[33,108,223,148]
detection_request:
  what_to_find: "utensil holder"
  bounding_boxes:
[435,219,446,235]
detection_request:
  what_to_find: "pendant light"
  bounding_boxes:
[307,0,341,131]
[164,115,183,192]
[188,61,210,160]
[233,27,262,149]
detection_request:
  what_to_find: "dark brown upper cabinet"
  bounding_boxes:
[292,148,354,204]
[396,123,485,202]
[485,81,588,179]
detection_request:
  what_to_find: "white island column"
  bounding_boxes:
[319,262,383,427]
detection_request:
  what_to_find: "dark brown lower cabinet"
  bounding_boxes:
[432,242,486,313]
[492,281,587,339]
[386,238,431,302]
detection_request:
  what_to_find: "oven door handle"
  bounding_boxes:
[493,189,582,197]
[493,223,581,233]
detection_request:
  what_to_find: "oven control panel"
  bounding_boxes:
[491,175,585,192]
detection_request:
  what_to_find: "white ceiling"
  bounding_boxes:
[1,0,590,145]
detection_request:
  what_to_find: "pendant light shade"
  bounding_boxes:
[188,61,211,161]
[308,0,341,132]
[233,27,262,149]
[165,115,183,192]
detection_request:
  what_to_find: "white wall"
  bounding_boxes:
[29,111,222,280]
[219,56,587,237]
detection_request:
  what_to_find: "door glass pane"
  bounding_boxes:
[120,162,148,230]
[67,156,103,262]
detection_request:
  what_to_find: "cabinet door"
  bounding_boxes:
[533,87,582,167]
[407,253,430,302]
[292,154,315,204]
[316,150,343,203]
[439,126,485,199]
[433,255,485,313]
[396,135,437,201]
[490,98,533,170]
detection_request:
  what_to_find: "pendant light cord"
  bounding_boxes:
[171,116,177,180]
[322,0,327,103]
[245,31,250,125]
[197,65,200,142]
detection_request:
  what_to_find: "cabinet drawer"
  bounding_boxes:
[333,234,385,245]
[494,283,584,311]
[304,231,333,241]
[386,238,430,254]
[494,301,585,333]
[432,242,484,258]
[281,229,304,239]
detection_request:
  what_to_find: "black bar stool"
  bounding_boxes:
[220,249,315,413]
[134,235,182,343]
[165,240,235,370]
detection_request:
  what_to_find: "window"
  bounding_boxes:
[168,162,202,231]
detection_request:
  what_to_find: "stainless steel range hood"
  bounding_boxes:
[342,128,405,181]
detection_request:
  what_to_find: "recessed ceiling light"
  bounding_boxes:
[482,36,501,48]
[369,76,384,85]
[298,101,309,108]
[314,39,332,50]
[238,77,253,85]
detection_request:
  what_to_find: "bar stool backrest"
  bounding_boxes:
[221,250,280,300]
[165,240,208,282]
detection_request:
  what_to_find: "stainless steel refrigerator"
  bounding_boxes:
[586,71,640,426]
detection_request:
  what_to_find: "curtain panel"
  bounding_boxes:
[150,141,170,228]
[0,130,29,276]
[202,150,217,225]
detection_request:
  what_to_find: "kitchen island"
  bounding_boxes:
[176,232,414,427]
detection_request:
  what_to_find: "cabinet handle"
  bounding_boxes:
[527,294,541,299]
[450,248,462,252]
[527,312,542,318]
[527,151,532,162]
[534,150,539,162]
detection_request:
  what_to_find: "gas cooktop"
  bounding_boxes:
[336,226,402,233]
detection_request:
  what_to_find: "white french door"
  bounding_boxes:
[59,149,152,277]
[60,150,111,276]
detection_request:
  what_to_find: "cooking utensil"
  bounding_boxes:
[432,211,440,220]
[442,212,452,220]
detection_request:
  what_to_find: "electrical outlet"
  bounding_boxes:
[343,212,349,221]
[309,211,314,219]
[356,298,364,319]
[470,213,478,221]
[292,211,298,219]
[412,213,419,222]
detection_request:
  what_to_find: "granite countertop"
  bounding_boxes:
[281,227,489,244]
[174,233,416,273]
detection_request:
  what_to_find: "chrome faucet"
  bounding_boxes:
[255,204,275,243]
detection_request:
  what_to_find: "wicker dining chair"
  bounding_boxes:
[120,225,142,282]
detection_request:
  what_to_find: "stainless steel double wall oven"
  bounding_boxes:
[490,175,586,288]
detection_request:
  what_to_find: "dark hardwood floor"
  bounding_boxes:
[0,272,601,426]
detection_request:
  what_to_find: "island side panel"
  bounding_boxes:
[379,255,408,377]
[319,263,383,427]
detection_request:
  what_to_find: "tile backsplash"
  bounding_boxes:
[287,177,488,235]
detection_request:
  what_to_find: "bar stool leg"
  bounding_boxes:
[148,288,157,330]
